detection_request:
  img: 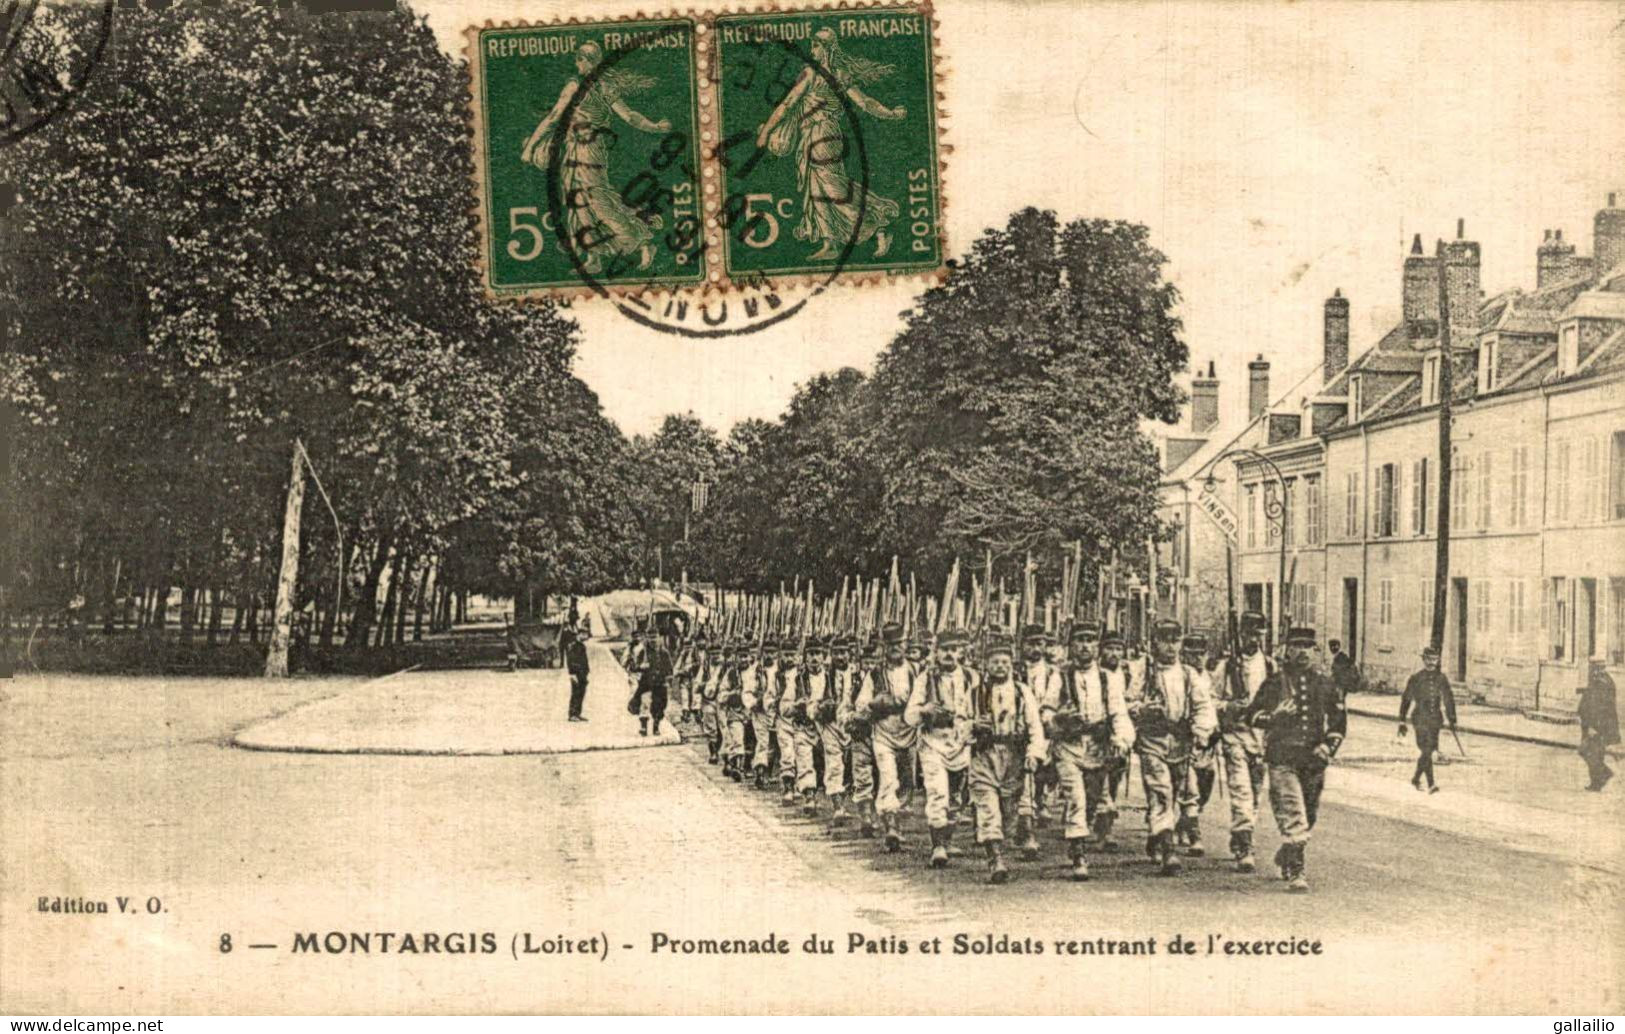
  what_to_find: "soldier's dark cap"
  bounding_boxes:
[983,634,1015,656]
[1152,619,1183,642]
[1286,626,1317,647]
[1101,630,1124,647]
[1071,621,1101,642]
[1021,623,1051,644]
[1421,645,1441,658]
[1181,633,1209,652]
[833,636,855,651]
[880,622,905,645]
[760,641,778,653]
[861,640,884,658]
[1239,611,1268,632]
[808,637,831,652]
[938,629,968,647]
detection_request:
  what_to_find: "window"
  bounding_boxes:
[1549,577,1570,661]
[1510,446,1529,529]
[1559,323,1579,376]
[1376,463,1398,538]
[1451,450,1470,528]
[1344,471,1361,538]
[1305,476,1322,545]
[1284,479,1298,546]
[1509,578,1528,644]
[1472,580,1491,635]
[1476,449,1492,530]
[1612,432,1625,521]
[1422,354,1440,406]
[1293,583,1320,628]
[1611,579,1625,665]
[1379,579,1394,642]
[1246,485,1257,548]
[1480,337,1498,393]
[1551,439,1571,522]
[1581,437,1604,521]
[1410,458,1429,535]
[1419,579,1435,632]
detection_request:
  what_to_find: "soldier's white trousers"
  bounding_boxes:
[817,722,848,795]
[848,734,876,804]
[723,709,747,758]
[776,724,799,781]
[751,713,775,769]
[1053,754,1110,841]
[793,724,819,792]
[1138,752,1185,836]
[701,700,720,740]
[968,744,1025,843]
[873,739,912,816]
[918,745,969,829]
[1267,761,1325,845]
[1221,735,1266,835]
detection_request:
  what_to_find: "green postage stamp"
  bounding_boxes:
[465,5,945,298]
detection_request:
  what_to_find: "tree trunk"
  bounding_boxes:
[458,590,469,625]
[319,540,355,648]
[150,583,171,635]
[179,585,197,643]
[207,587,224,646]
[246,592,260,644]
[413,557,436,643]
[394,555,416,645]
[264,441,307,678]
[102,556,121,634]
[378,551,405,647]
[346,535,393,649]
[228,597,244,644]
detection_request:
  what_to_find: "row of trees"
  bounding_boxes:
[639,208,1190,598]
[2,2,646,663]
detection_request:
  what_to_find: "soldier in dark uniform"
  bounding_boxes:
[1244,625,1346,893]
[1398,645,1456,793]
[1578,660,1619,791]
[564,619,591,722]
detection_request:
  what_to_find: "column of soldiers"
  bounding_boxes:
[669,608,1345,893]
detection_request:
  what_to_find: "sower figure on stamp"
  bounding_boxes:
[775,639,803,805]
[845,639,882,838]
[1578,659,1618,792]
[814,637,854,827]
[855,622,919,852]
[1131,619,1218,876]
[746,641,779,791]
[720,642,750,781]
[1212,611,1274,872]
[1175,632,1219,857]
[518,42,671,274]
[967,634,1047,884]
[1245,625,1346,893]
[790,639,825,815]
[1040,622,1135,881]
[906,629,975,869]
[1399,645,1457,793]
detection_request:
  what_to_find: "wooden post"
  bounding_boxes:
[264,440,307,678]
[1430,243,1454,659]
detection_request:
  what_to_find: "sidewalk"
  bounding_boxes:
[1346,689,1622,758]
[233,641,680,754]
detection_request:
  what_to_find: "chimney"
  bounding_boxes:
[1323,288,1349,382]
[1402,232,1440,338]
[1189,359,1219,434]
[1597,192,1625,274]
[1248,354,1270,422]
[1439,218,1481,338]
[1537,227,1578,288]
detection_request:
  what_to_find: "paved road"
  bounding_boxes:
[3,671,1619,1014]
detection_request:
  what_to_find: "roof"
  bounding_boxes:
[1562,290,1625,322]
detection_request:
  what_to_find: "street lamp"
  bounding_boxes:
[1204,446,1289,650]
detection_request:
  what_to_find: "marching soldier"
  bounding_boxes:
[1244,625,1346,893]
[790,639,826,814]
[775,639,802,805]
[1175,631,1218,856]
[1039,621,1135,881]
[855,622,918,852]
[967,634,1048,883]
[813,636,854,826]
[720,640,750,780]
[746,641,780,791]
[1211,611,1273,872]
[1097,629,1132,847]
[905,629,975,868]
[844,638,881,837]
[1020,625,1059,849]
[1398,645,1456,793]
[1130,619,1218,876]
[693,631,721,761]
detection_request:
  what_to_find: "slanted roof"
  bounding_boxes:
[1562,291,1625,322]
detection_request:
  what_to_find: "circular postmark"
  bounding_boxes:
[543,27,872,338]
[0,0,114,147]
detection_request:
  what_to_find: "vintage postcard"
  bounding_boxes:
[2,0,1622,1020]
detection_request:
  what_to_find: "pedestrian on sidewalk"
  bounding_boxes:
[1578,660,1619,792]
[564,620,591,722]
[1398,646,1456,793]
[1329,639,1361,698]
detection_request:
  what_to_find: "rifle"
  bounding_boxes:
[1224,543,1245,724]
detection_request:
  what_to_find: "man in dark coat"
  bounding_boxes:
[1399,645,1457,793]
[1329,639,1360,697]
[564,620,591,722]
[1578,660,1619,791]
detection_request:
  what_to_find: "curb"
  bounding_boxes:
[1346,703,1623,758]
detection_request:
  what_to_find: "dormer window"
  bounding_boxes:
[1422,353,1440,406]
[1478,337,1498,394]
[1349,375,1363,423]
[1558,321,1579,376]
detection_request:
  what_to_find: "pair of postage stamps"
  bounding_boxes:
[466,4,944,299]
